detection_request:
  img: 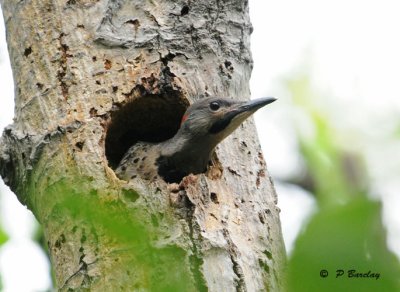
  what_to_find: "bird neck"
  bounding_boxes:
[161,130,218,174]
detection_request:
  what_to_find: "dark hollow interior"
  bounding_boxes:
[105,94,189,168]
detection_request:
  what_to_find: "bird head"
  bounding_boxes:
[159,96,277,180]
[179,97,276,142]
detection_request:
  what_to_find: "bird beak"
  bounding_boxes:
[236,97,277,114]
[228,97,277,123]
[209,97,276,134]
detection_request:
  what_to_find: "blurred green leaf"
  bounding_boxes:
[47,182,201,292]
[393,121,400,139]
[0,225,7,290]
[288,198,400,292]
[32,221,55,289]
[286,73,366,207]
[0,225,8,246]
[284,70,400,291]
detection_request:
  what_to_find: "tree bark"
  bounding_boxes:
[0,0,286,291]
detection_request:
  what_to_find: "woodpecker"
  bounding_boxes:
[115,97,276,183]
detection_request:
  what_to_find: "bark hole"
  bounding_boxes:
[23,46,32,57]
[181,5,190,16]
[210,192,219,204]
[105,94,189,168]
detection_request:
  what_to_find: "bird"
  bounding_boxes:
[115,96,276,183]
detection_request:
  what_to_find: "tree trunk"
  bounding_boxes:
[0,0,286,290]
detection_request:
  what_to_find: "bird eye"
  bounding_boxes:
[209,101,220,111]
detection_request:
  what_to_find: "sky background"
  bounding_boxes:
[1,1,400,291]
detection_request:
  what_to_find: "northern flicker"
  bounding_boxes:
[115,97,276,183]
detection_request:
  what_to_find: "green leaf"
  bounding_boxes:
[45,180,203,291]
[288,198,400,292]
[0,226,8,246]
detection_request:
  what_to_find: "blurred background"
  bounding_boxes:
[1,0,400,291]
